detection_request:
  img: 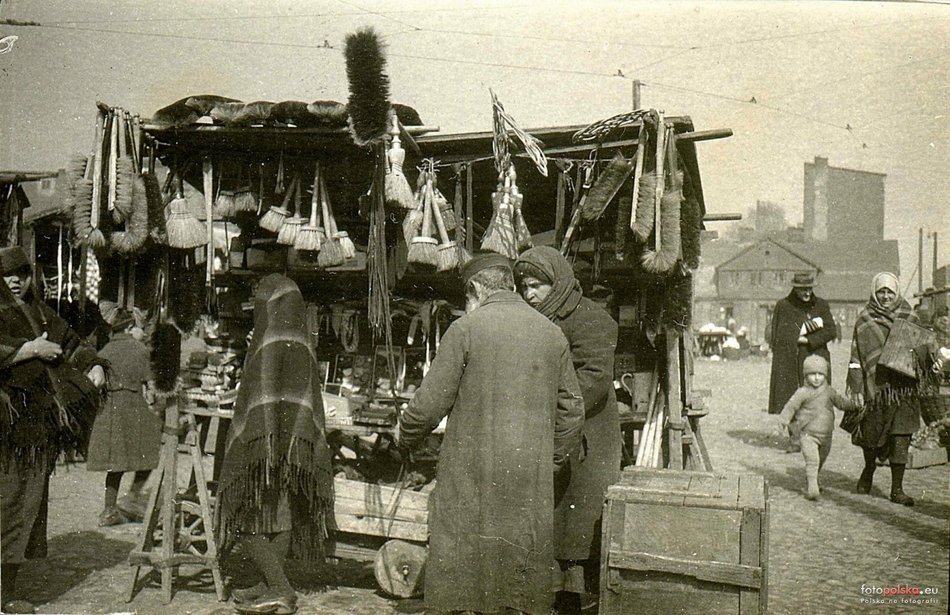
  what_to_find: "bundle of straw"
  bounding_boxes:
[295,163,324,252]
[480,172,518,259]
[277,177,304,246]
[165,175,208,250]
[407,174,439,267]
[259,174,292,232]
[385,112,415,210]
[317,173,344,268]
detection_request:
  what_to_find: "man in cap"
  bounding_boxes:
[767,272,837,452]
[1,246,107,613]
[398,253,585,615]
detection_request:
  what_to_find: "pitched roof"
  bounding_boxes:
[717,237,820,272]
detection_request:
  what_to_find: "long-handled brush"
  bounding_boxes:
[344,27,391,146]
[112,109,135,224]
[581,152,635,224]
[407,175,439,267]
[259,173,293,233]
[165,172,208,249]
[277,176,304,245]
[320,173,355,260]
[295,163,324,252]
[317,173,345,268]
[79,109,107,249]
[385,111,415,210]
[640,126,682,273]
[431,180,458,272]
[111,171,147,254]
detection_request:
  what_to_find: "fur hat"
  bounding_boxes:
[0,246,31,276]
[803,354,828,376]
[792,272,815,288]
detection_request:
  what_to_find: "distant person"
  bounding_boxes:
[777,355,858,500]
[767,273,836,453]
[399,253,584,615]
[86,309,160,526]
[848,272,920,506]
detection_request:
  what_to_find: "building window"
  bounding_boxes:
[40,178,54,193]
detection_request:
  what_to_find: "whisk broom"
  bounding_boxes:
[295,163,324,252]
[260,173,293,232]
[233,165,258,213]
[323,176,355,260]
[402,170,426,243]
[407,176,439,266]
[165,173,208,249]
[277,176,304,245]
[385,112,415,210]
[480,172,518,259]
[317,173,344,267]
[432,183,458,272]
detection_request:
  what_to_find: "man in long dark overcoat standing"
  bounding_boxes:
[768,272,836,451]
[399,253,585,615]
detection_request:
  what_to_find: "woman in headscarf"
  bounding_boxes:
[848,272,920,506]
[216,274,333,615]
[0,246,107,613]
[515,246,620,613]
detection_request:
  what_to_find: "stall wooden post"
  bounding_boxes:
[665,331,684,470]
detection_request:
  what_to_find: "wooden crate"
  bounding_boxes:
[600,468,768,615]
[333,478,430,543]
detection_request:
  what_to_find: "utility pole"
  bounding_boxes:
[632,80,641,110]
[918,228,924,294]
[934,232,939,287]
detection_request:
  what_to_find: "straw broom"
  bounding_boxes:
[402,170,426,243]
[385,112,415,210]
[321,175,355,260]
[407,176,439,266]
[430,180,458,272]
[233,165,258,213]
[295,163,324,252]
[480,173,518,259]
[165,173,207,249]
[259,173,293,232]
[507,166,532,251]
[317,173,344,267]
[214,161,236,217]
[277,176,304,245]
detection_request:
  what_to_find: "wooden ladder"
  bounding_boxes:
[127,396,226,603]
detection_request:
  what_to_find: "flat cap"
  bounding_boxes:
[792,272,815,288]
[0,246,31,276]
[459,252,512,284]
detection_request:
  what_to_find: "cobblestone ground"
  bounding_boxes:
[15,343,950,614]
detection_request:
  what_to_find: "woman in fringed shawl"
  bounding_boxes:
[0,246,107,613]
[515,246,621,613]
[216,274,333,615]
[848,272,920,506]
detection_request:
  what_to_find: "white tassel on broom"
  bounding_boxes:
[277,177,304,245]
[408,175,439,267]
[295,163,324,252]
[385,112,415,210]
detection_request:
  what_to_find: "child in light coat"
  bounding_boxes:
[778,355,859,500]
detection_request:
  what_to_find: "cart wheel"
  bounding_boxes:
[373,539,427,598]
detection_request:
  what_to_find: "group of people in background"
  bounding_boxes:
[768,270,947,508]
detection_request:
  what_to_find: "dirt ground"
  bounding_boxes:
[12,341,950,614]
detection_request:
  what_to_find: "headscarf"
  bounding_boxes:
[514,246,583,321]
[850,271,914,397]
[216,274,333,560]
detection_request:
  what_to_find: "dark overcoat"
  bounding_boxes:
[400,291,584,615]
[768,292,836,414]
[551,296,621,561]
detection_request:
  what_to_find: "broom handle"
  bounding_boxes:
[203,158,214,286]
[278,174,295,210]
[118,109,127,159]
[653,114,667,247]
[292,175,302,216]
[132,114,143,174]
[629,123,647,230]
[420,175,434,238]
[319,174,336,235]
[430,181,451,244]
[309,163,321,226]
[107,110,118,212]
[90,110,105,229]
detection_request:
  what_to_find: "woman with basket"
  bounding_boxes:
[846,272,920,506]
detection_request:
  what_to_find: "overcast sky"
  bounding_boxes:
[1,0,947,289]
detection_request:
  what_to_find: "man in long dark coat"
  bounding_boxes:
[399,253,585,615]
[768,272,836,450]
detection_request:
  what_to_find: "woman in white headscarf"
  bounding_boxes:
[847,272,920,506]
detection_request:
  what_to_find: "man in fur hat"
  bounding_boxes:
[399,253,585,615]
[0,246,107,614]
[767,272,836,452]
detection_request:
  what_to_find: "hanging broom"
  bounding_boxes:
[344,27,391,146]
[451,166,472,265]
[679,166,702,271]
[407,175,439,267]
[277,176,304,245]
[62,153,88,217]
[481,172,518,259]
[214,160,237,217]
[113,110,135,223]
[295,162,324,252]
[385,111,415,210]
[506,166,532,251]
[144,164,166,244]
[111,171,147,254]
[402,170,426,243]
[233,164,258,213]
[78,110,107,249]
[165,173,208,249]
[317,173,345,267]
[630,172,657,242]
[431,180,458,272]
[581,152,636,223]
[641,125,682,274]
[259,172,293,232]
[321,172,355,259]
[71,158,95,244]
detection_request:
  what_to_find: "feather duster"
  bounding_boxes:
[344,27,391,146]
